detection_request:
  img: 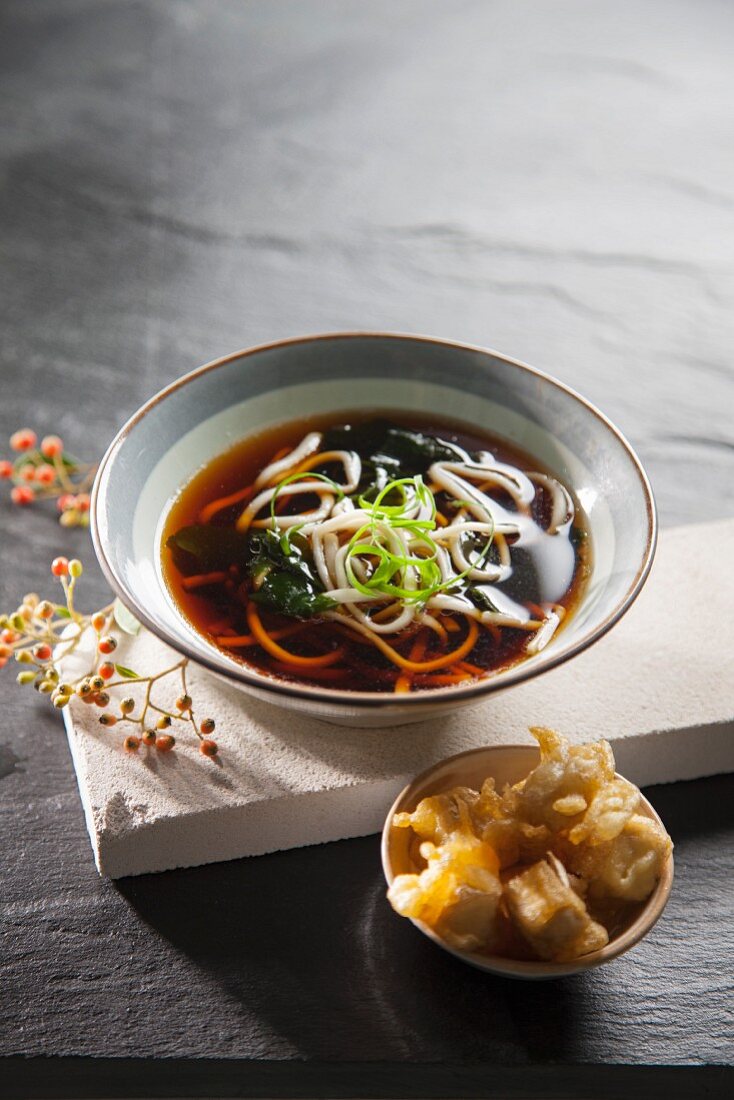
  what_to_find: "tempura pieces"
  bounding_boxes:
[504,856,608,962]
[387,728,673,963]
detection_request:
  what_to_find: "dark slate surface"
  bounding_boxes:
[1,1,733,1096]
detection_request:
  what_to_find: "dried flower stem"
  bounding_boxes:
[0,558,219,759]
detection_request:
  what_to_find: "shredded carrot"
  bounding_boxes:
[456,659,486,676]
[481,620,502,642]
[435,511,448,527]
[370,602,404,624]
[215,621,313,647]
[443,617,461,633]
[413,672,473,686]
[199,485,254,524]
[290,450,348,477]
[269,662,350,682]
[269,446,292,463]
[394,631,429,693]
[182,571,228,591]
[424,617,448,644]
[343,616,479,673]
[206,617,237,633]
[246,604,346,667]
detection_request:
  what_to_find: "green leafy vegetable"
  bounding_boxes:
[466,585,500,614]
[166,525,252,573]
[251,572,336,618]
[113,598,141,636]
[114,664,140,679]
[324,420,466,499]
[247,529,336,619]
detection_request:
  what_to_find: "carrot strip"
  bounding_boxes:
[394,631,429,694]
[480,620,502,642]
[216,621,313,647]
[456,659,486,676]
[414,672,473,686]
[371,602,403,624]
[341,616,479,673]
[435,512,448,527]
[199,485,255,524]
[269,662,349,682]
[444,617,461,633]
[269,446,292,463]
[181,571,228,590]
[246,604,346,667]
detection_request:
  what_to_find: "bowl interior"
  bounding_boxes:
[382,744,674,979]
[93,334,655,704]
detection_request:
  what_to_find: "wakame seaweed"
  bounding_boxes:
[247,529,337,619]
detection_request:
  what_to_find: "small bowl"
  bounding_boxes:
[91,332,656,727]
[381,744,674,979]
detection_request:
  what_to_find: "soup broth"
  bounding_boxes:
[162,411,590,693]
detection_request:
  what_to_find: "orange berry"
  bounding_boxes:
[119,697,135,715]
[98,635,117,655]
[40,435,63,458]
[0,644,11,659]
[98,661,115,680]
[10,429,37,451]
[123,735,140,753]
[99,713,117,727]
[32,643,52,661]
[35,464,56,485]
[76,679,93,697]
[57,493,75,512]
[175,694,192,711]
[95,691,110,707]
[51,557,69,576]
[199,738,218,758]
[75,493,90,513]
[155,734,175,753]
[142,729,157,746]
[11,485,35,505]
[0,460,13,479]
[1,628,19,645]
[156,715,171,730]
[82,692,98,705]
[18,464,36,482]
[91,613,106,632]
[199,718,215,735]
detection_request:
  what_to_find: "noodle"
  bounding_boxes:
[163,413,588,692]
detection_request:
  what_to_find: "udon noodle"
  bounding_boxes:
[162,413,590,692]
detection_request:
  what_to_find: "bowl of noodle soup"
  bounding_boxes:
[91,333,655,726]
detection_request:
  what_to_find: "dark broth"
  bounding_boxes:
[162,410,590,692]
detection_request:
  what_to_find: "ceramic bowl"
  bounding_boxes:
[382,744,674,979]
[91,332,656,727]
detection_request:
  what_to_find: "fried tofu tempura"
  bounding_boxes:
[387,729,673,962]
[389,804,503,952]
[504,855,609,961]
[556,814,674,902]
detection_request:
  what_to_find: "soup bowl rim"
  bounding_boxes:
[91,330,657,709]
[381,742,674,978]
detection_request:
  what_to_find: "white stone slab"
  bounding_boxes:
[65,518,734,878]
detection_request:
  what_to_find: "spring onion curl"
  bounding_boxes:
[233,432,575,660]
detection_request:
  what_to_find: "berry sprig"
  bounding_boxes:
[0,429,97,527]
[0,557,219,759]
